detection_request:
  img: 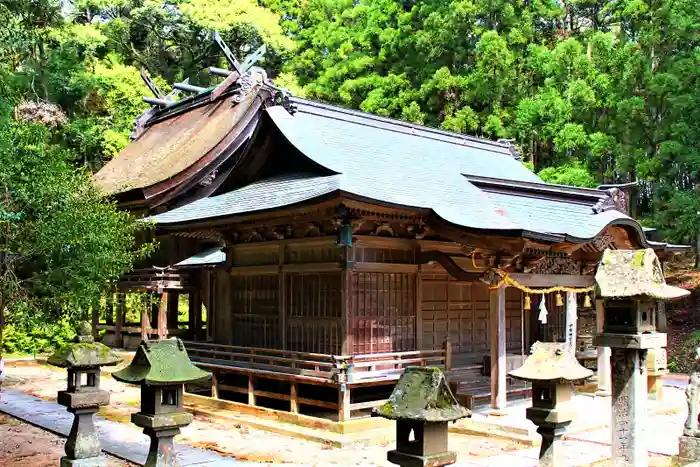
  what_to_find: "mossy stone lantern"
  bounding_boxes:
[593,249,688,467]
[510,342,593,467]
[112,338,210,467]
[47,321,122,467]
[373,367,470,467]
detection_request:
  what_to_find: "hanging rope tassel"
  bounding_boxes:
[538,295,548,324]
[524,294,531,310]
[584,294,592,308]
[556,292,564,307]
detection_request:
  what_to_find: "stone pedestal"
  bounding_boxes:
[533,421,571,467]
[609,347,648,467]
[133,411,193,467]
[596,346,611,396]
[647,372,665,401]
[58,387,110,467]
[679,435,700,461]
[594,332,664,467]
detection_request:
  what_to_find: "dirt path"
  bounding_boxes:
[0,413,134,467]
[2,360,524,466]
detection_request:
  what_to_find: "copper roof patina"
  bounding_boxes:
[595,248,690,300]
[373,367,470,422]
[94,91,263,196]
[112,338,210,386]
[47,321,122,369]
[509,342,593,383]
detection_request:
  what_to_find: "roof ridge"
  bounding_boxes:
[289,97,511,153]
[464,174,606,200]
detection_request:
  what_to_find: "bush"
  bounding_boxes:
[2,315,76,355]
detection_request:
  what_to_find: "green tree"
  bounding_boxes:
[0,102,152,346]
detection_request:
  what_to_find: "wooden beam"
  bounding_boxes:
[490,286,506,409]
[351,262,418,273]
[506,273,594,288]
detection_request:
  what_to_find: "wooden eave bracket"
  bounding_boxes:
[418,250,484,282]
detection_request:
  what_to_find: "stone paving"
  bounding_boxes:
[0,389,247,466]
[0,379,693,466]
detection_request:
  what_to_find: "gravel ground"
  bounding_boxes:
[0,413,134,467]
[2,360,525,466]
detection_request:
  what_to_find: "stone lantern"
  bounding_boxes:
[593,248,688,467]
[373,367,470,467]
[112,338,210,467]
[47,321,122,467]
[509,341,593,467]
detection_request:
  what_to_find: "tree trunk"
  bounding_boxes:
[695,230,700,269]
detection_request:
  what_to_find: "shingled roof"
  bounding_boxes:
[145,97,650,247]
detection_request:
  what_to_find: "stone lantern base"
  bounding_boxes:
[679,436,700,461]
[132,411,194,467]
[59,389,111,467]
[387,449,456,467]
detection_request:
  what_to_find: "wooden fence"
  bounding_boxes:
[182,340,450,421]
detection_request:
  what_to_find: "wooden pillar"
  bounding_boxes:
[279,244,287,350]
[115,293,124,348]
[290,382,298,413]
[157,292,168,340]
[248,376,256,406]
[105,294,114,325]
[91,301,99,339]
[416,265,423,350]
[341,268,352,355]
[207,274,215,341]
[189,291,202,340]
[490,286,507,409]
[211,372,219,399]
[565,291,578,352]
[141,294,151,342]
[443,338,452,371]
[596,299,611,395]
[338,385,351,422]
[166,292,179,332]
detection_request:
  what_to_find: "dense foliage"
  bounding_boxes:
[2,0,700,349]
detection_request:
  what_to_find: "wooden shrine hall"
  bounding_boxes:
[92,34,686,421]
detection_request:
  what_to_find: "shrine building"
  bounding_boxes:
[93,41,686,421]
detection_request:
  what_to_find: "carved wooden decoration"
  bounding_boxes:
[372,223,394,237]
[592,233,616,251]
[247,230,264,243]
[303,223,322,237]
[527,256,581,275]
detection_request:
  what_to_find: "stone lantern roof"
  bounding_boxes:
[373,367,470,422]
[509,342,593,384]
[595,248,689,300]
[47,321,122,369]
[112,338,210,386]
